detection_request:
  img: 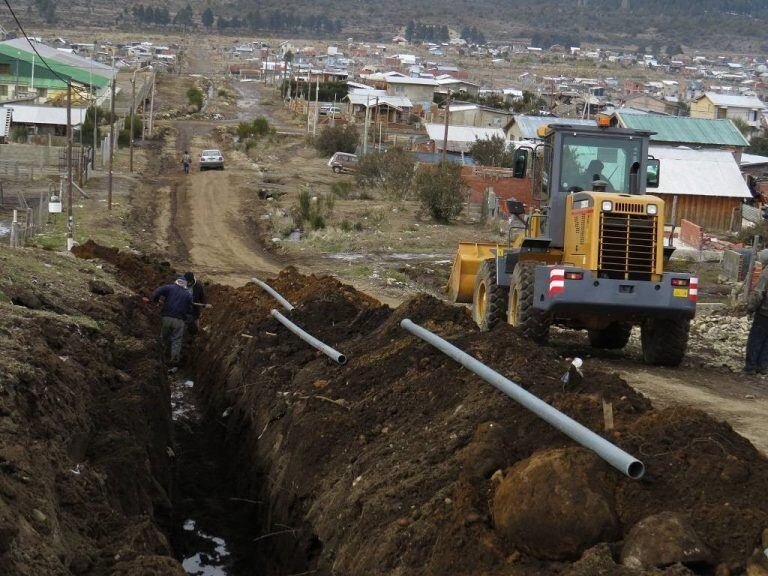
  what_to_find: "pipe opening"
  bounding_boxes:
[627,460,645,480]
[337,354,347,365]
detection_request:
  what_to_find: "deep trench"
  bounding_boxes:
[162,364,315,576]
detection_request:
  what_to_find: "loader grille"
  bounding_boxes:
[598,212,656,280]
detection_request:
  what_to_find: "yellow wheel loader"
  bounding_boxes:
[448,120,697,366]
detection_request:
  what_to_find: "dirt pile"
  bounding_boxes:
[187,267,768,575]
[0,245,183,575]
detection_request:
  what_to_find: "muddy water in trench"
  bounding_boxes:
[168,374,260,576]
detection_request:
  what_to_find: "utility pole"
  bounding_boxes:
[108,77,115,210]
[374,96,380,150]
[442,90,451,162]
[363,94,370,155]
[313,75,319,136]
[129,71,136,172]
[66,81,74,250]
[148,70,155,137]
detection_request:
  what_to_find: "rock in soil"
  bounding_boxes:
[88,278,115,295]
[493,447,620,560]
[620,511,712,569]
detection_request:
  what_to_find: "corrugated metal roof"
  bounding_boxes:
[617,113,749,147]
[346,93,411,109]
[424,123,505,152]
[4,104,87,126]
[702,91,765,109]
[740,153,768,167]
[512,115,596,139]
[650,145,751,199]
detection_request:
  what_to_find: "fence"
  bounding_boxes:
[7,188,49,248]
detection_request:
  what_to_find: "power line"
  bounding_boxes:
[2,0,98,99]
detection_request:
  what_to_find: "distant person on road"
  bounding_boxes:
[182,151,191,174]
[745,253,768,374]
[183,271,208,336]
[145,277,193,369]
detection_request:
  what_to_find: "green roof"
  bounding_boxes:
[616,113,749,148]
[0,43,112,89]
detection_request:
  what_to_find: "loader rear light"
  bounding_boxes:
[671,278,689,287]
[564,272,583,280]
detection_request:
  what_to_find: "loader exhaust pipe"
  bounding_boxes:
[251,278,294,311]
[271,309,347,365]
[400,319,645,479]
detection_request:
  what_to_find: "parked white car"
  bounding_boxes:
[200,149,224,171]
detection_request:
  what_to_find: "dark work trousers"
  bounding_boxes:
[161,316,186,364]
[745,313,768,372]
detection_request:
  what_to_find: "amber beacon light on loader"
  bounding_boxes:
[447,118,697,366]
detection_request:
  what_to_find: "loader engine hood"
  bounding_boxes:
[564,192,666,280]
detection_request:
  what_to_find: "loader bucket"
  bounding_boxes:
[447,242,504,304]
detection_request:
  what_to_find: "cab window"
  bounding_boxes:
[559,135,642,193]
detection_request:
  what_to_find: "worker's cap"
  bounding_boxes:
[183,271,196,285]
[175,277,188,288]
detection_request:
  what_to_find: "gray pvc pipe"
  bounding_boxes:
[271,309,347,365]
[251,278,294,311]
[400,319,645,479]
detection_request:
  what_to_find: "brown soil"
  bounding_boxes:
[158,266,768,575]
[0,246,182,575]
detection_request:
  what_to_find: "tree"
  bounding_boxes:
[284,50,294,63]
[186,87,204,111]
[356,148,416,201]
[748,131,768,156]
[314,125,359,157]
[202,7,214,28]
[666,43,683,57]
[731,117,752,138]
[415,162,469,223]
[469,136,514,167]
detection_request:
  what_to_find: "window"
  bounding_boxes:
[559,134,642,194]
[0,64,9,75]
[37,88,47,98]
[752,110,759,122]
[0,85,7,97]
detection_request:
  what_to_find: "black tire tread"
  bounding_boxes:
[510,261,550,343]
[641,317,690,366]
[473,259,508,331]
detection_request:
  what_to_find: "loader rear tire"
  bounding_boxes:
[473,259,508,331]
[588,323,632,350]
[641,317,691,367]
[508,262,550,344]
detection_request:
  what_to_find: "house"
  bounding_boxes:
[435,76,479,97]
[442,102,514,129]
[384,76,438,108]
[345,89,412,124]
[690,92,766,135]
[621,93,678,115]
[0,38,116,105]
[649,145,751,230]
[3,103,87,135]
[611,112,750,161]
[424,123,505,153]
[503,115,596,141]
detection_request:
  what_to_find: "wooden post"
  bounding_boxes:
[442,90,451,162]
[129,73,136,172]
[66,81,74,250]
[602,399,614,432]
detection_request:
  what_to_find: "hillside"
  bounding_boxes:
[11,0,768,52]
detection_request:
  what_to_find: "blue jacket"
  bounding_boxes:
[152,283,193,320]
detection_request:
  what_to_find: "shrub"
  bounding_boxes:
[217,88,228,97]
[314,124,359,157]
[415,162,469,223]
[356,147,416,201]
[469,135,514,167]
[117,114,144,146]
[293,189,335,230]
[187,87,204,111]
[237,117,275,141]
[330,181,353,199]
[10,126,27,143]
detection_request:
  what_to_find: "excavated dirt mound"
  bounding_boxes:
[184,267,768,575]
[0,246,182,575]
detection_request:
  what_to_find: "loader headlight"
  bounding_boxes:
[646,204,658,215]
[601,201,613,212]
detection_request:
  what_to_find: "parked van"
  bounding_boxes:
[328,152,358,174]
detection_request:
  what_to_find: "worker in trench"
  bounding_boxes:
[144,276,193,371]
[746,252,768,374]
[183,271,209,337]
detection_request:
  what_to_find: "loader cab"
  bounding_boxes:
[534,124,656,247]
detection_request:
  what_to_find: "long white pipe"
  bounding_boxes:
[400,319,645,479]
[250,277,294,311]
[271,309,347,365]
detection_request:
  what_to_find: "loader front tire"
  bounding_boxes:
[588,323,632,350]
[641,317,690,367]
[508,262,550,344]
[473,259,508,331]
